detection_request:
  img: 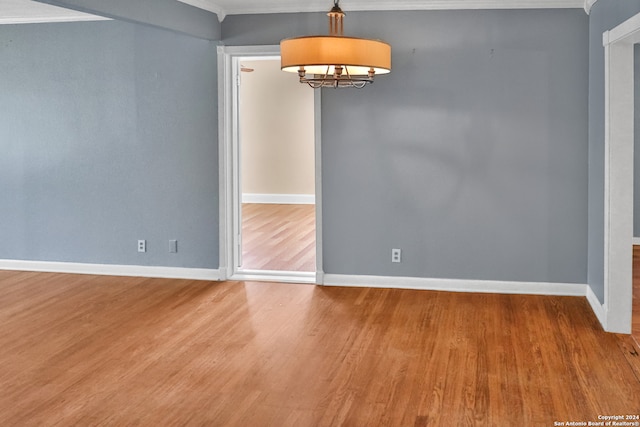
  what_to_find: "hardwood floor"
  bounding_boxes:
[0,270,639,426]
[241,203,315,272]
[633,246,640,346]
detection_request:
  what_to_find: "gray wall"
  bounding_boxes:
[0,20,219,268]
[588,0,640,301]
[0,8,591,284]
[224,9,589,284]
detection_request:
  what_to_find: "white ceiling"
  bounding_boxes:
[177,0,590,21]
[0,0,106,24]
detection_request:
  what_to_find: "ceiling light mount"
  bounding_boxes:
[328,0,345,36]
[280,0,391,89]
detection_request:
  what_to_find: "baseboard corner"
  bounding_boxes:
[586,285,607,330]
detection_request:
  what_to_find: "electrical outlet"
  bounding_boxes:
[169,239,178,253]
[392,248,401,263]
[138,240,146,253]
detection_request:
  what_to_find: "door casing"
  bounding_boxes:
[598,12,640,333]
[217,45,324,284]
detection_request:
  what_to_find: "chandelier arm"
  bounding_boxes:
[344,66,367,88]
[324,65,331,82]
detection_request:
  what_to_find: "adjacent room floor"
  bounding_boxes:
[0,270,638,426]
[241,203,315,272]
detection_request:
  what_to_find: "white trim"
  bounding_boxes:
[608,12,640,45]
[225,0,584,15]
[217,45,231,281]
[182,0,584,19]
[584,0,598,14]
[313,89,324,283]
[233,269,316,284]
[0,259,219,281]
[218,45,324,284]
[632,237,640,246]
[586,285,607,330]
[600,12,640,334]
[242,193,315,204]
[323,274,587,296]
[0,15,109,25]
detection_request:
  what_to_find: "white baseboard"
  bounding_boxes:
[0,260,605,329]
[0,259,220,281]
[586,285,607,330]
[231,269,316,284]
[322,274,587,296]
[242,193,315,204]
[632,237,640,246]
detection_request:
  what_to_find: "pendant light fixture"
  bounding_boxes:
[280,1,391,88]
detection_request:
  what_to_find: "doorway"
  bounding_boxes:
[238,57,316,273]
[218,45,323,284]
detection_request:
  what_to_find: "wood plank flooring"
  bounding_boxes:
[241,203,315,272]
[0,270,639,426]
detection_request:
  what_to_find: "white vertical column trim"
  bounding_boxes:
[218,45,232,280]
[602,25,636,333]
[314,89,324,284]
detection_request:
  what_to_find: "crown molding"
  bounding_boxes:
[180,0,586,21]
[228,0,586,15]
[0,14,109,24]
[584,0,598,13]
[0,0,109,25]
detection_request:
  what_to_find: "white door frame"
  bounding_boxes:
[217,45,324,284]
[599,12,640,333]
